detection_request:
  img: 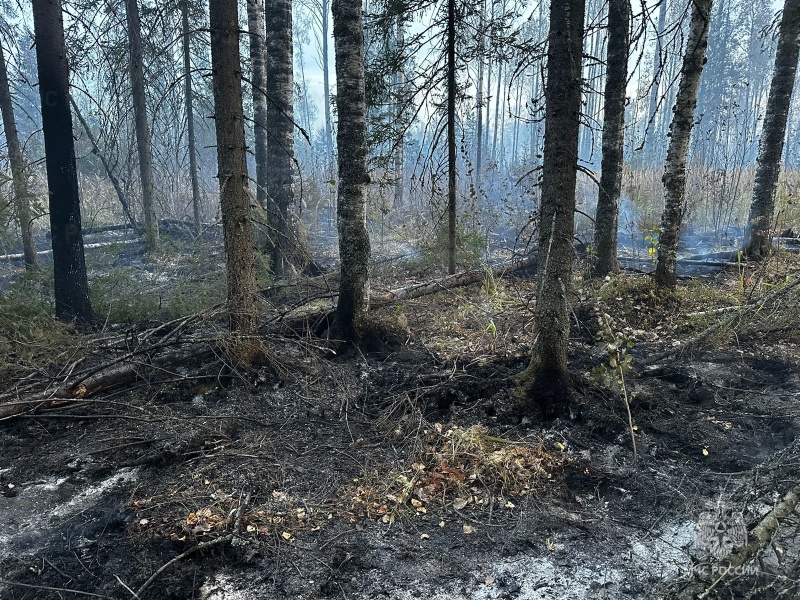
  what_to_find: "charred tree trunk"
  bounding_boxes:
[446,0,457,275]
[593,0,631,276]
[332,0,371,340]
[125,0,158,250]
[654,0,712,289]
[182,0,203,234]
[209,0,257,334]
[246,0,269,217]
[266,0,295,277]
[71,99,138,232]
[517,0,585,418]
[744,0,800,259]
[0,37,36,268]
[32,0,94,325]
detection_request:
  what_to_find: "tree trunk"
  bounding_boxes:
[642,0,668,165]
[492,61,502,163]
[71,99,138,232]
[744,0,800,259]
[209,0,258,335]
[593,0,631,276]
[322,0,334,164]
[394,16,405,209]
[125,0,158,250]
[475,0,485,189]
[446,0,457,275]
[266,0,295,277]
[32,0,94,325]
[332,0,371,340]
[654,0,712,289]
[517,0,585,418]
[182,0,203,234]
[246,0,269,218]
[0,37,36,268]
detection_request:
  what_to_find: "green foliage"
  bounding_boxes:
[88,241,228,324]
[416,223,486,271]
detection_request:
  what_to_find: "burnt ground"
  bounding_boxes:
[1,252,799,599]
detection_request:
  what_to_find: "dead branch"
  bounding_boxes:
[639,276,800,367]
[270,254,538,330]
[0,344,215,420]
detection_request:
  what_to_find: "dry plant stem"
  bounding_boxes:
[617,364,637,460]
[0,580,115,599]
[134,534,232,599]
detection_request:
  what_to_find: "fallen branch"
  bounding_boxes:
[135,493,249,599]
[639,276,800,366]
[0,344,215,420]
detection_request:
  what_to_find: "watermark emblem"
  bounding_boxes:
[696,506,747,560]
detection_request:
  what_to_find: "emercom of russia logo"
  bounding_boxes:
[691,505,759,577]
[696,506,747,560]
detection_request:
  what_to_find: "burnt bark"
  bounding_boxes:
[210,0,258,334]
[593,0,631,277]
[744,0,800,259]
[654,0,712,288]
[266,0,295,277]
[246,0,269,216]
[182,0,203,234]
[32,0,94,325]
[517,0,585,418]
[332,0,371,340]
[125,0,158,250]
[0,37,36,267]
[446,0,457,275]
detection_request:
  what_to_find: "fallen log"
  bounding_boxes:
[0,344,215,420]
[269,254,538,330]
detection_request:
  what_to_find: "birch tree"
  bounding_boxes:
[654,0,712,288]
[744,0,800,259]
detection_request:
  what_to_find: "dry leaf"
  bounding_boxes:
[453,497,470,510]
[463,524,476,534]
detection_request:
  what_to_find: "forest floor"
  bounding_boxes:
[1,238,799,600]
